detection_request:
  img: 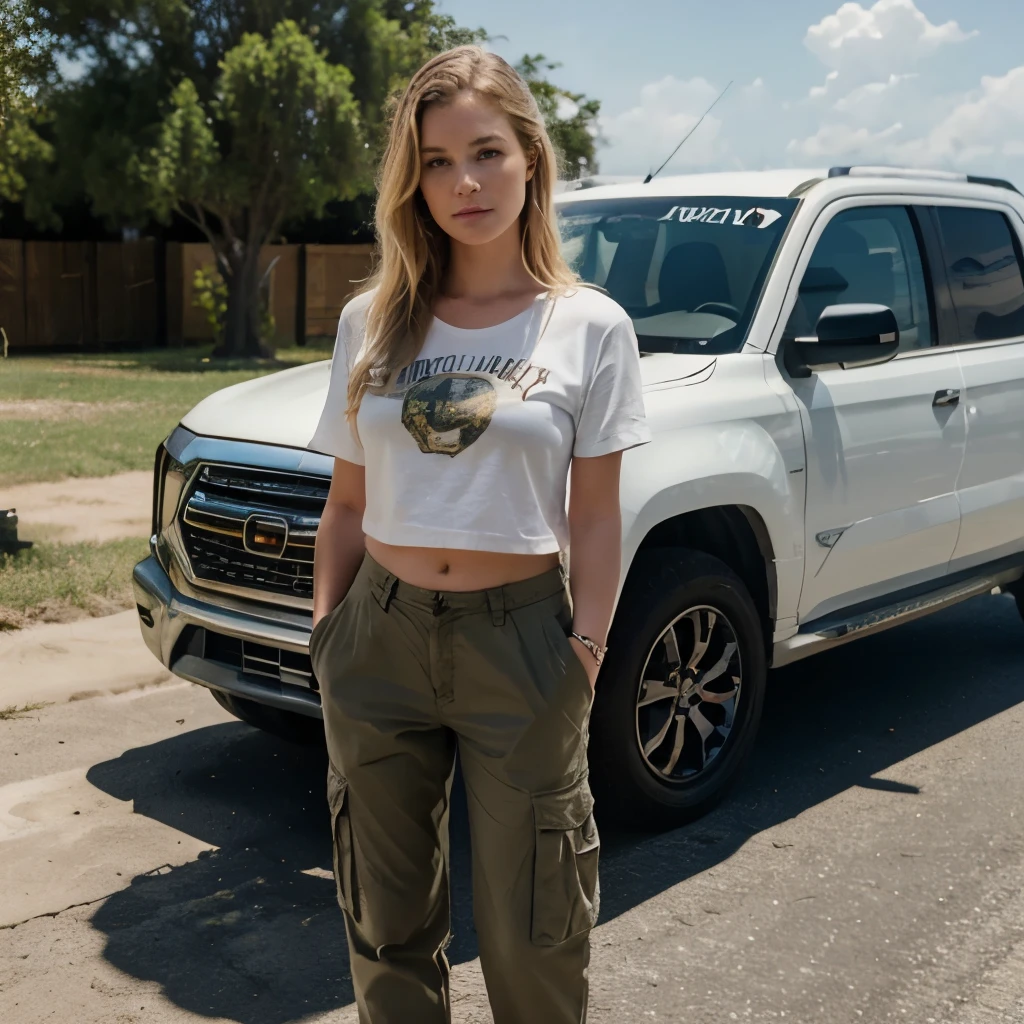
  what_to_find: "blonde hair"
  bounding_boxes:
[343,45,579,430]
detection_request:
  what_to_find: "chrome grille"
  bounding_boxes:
[178,464,328,599]
[175,625,320,692]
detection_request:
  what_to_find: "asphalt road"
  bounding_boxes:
[1,592,1023,1024]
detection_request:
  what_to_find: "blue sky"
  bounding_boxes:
[437,0,1024,184]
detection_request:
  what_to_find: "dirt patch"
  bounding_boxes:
[3,471,153,543]
[0,399,143,422]
[0,608,177,711]
[0,594,129,632]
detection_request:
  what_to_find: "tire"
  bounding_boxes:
[588,548,767,831]
[209,688,325,746]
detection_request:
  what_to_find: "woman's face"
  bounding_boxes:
[417,90,535,248]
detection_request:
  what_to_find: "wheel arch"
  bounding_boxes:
[622,504,777,658]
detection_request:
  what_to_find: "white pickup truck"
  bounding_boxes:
[134,166,1024,828]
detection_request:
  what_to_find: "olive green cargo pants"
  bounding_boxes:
[309,549,599,1024]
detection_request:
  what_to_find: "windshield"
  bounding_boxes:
[556,195,799,354]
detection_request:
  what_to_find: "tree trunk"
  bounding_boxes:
[214,244,270,358]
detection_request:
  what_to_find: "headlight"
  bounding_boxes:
[159,454,188,533]
[152,425,199,537]
[151,439,189,543]
[150,426,198,573]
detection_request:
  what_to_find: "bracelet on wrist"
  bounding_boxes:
[569,630,608,665]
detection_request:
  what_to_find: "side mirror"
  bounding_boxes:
[784,303,899,378]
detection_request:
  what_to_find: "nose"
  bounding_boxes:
[455,165,480,196]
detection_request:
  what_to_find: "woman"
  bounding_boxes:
[306,44,650,1024]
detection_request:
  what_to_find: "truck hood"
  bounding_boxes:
[180,353,717,450]
[637,352,716,389]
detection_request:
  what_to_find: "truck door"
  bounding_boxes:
[918,203,1024,573]
[777,202,966,626]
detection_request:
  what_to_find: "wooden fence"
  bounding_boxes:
[0,239,374,352]
[0,240,26,352]
[97,242,158,346]
[305,244,376,337]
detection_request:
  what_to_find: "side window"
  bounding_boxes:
[933,207,1024,343]
[786,206,934,352]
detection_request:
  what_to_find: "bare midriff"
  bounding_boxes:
[364,536,560,593]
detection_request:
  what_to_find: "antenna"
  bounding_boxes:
[643,80,733,184]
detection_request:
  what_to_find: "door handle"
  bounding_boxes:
[933,388,961,407]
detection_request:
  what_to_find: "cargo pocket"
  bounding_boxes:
[530,775,601,946]
[326,762,355,914]
[310,590,355,680]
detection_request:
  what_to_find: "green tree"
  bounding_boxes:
[516,53,602,179]
[24,0,485,355]
[27,1,484,229]
[140,20,363,357]
[19,3,597,353]
[0,0,54,210]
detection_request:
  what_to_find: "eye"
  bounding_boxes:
[479,149,500,160]
[425,157,448,169]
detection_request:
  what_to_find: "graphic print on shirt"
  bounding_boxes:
[393,352,551,458]
[402,374,497,456]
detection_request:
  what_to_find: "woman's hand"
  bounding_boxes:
[568,635,600,691]
[565,450,623,697]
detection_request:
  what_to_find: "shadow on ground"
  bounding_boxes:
[85,593,1023,1023]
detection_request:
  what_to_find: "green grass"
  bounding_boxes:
[0,342,334,627]
[0,340,333,486]
[0,537,152,629]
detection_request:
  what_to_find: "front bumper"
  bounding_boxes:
[132,550,323,719]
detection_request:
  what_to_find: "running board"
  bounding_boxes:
[772,568,1020,668]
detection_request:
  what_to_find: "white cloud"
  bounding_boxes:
[802,0,975,112]
[787,121,904,160]
[805,0,975,82]
[787,0,1024,178]
[832,73,917,115]
[890,65,1024,169]
[809,70,839,100]
[593,0,1024,187]
[597,76,728,175]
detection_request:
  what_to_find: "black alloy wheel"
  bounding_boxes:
[588,549,768,829]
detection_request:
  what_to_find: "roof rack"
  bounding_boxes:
[789,176,825,198]
[965,174,1021,194]
[828,165,1020,194]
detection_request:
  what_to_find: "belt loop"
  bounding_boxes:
[375,572,398,612]
[486,585,505,627]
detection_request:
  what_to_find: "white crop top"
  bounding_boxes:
[306,285,652,554]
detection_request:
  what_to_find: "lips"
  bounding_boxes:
[454,206,491,218]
